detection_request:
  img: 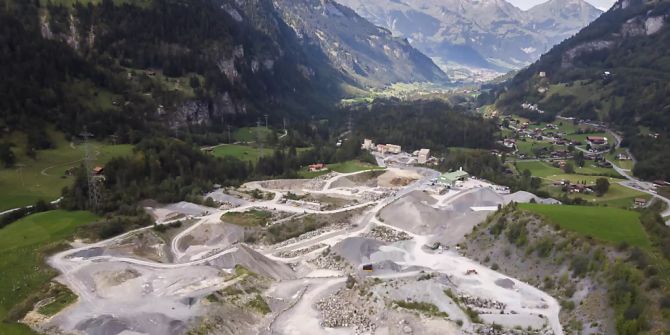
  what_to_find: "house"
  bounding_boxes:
[376,144,387,154]
[362,264,373,272]
[502,139,516,149]
[634,198,648,207]
[617,153,631,160]
[308,163,327,172]
[418,149,431,164]
[569,184,590,193]
[654,180,669,186]
[586,136,608,147]
[93,166,104,175]
[438,168,469,187]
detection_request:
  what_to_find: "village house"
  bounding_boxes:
[308,163,327,172]
[586,136,608,147]
[634,198,648,207]
[617,153,631,160]
[93,166,105,175]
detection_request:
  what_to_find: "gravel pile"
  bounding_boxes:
[273,244,326,258]
[364,226,411,243]
[315,289,376,334]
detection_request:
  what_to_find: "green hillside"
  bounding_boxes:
[494,0,670,181]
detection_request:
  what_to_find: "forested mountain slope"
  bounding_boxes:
[1,0,346,146]
[495,0,670,180]
[1,0,445,150]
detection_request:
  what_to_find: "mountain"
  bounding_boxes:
[273,0,448,88]
[495,0,670,180]
[0,0,445,147]
[336,0,602,78]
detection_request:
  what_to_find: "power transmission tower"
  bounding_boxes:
[80,129,102,210]
[256,118,264,158]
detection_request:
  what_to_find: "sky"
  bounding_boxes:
[508,0,616,11]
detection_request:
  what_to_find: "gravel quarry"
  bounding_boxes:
[37,167,565,335]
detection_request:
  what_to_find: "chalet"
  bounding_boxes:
[586,136,607,146]
[93,166,104,175]
[654,180,669,186]
[502,139,516,149]
[569,184,591,193]
[308,163,327,172]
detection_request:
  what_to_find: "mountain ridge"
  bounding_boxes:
[335,0,602,77]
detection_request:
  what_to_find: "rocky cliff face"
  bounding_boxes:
[336,0,602,74]
[273,0,448,88]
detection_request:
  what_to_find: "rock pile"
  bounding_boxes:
[315,290,376,334]
[304,172,338,190]
[364,226,411,242]
[308,249,352,271]
[272,222,347,249]
[473,324,554,335]
[273,244,326,258]
[459,294,506,310]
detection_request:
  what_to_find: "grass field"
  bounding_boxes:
[210,144,311,163]
[210,144,273,162]
[519,204,650,248]
[298,160,384,178]
[514,161,562,178]
[233,127,275,143]
[0,210,98,335]
[0,131,132,212]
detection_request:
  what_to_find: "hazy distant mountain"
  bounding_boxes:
[273,0,449,88]
[336,0,602,74]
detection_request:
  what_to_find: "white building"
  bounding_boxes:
[418,148,430,164]
[386,144,402,154]
[362,138,374,150]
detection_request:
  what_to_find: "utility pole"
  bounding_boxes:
[80,128,101,210]
[227,125,232,144]
[283,117,287,132]
[264,114,269,129]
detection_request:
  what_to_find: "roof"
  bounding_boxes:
[586,136,606,141]
[439,170,469,183]
[635,198,648,202]
[418,148,430,155]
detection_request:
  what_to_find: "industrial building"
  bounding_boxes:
[418,149,430,164]
[438,169,469,187]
